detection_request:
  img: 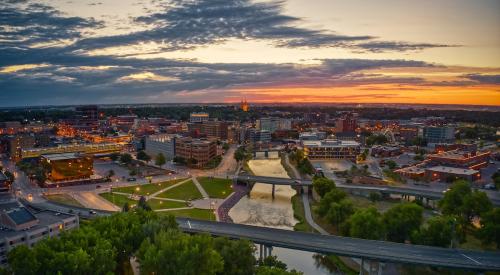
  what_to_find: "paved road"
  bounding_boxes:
[177,218,500,272]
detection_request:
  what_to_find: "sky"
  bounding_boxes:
[0,0,499,107]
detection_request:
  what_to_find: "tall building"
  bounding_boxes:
[303,139,360,161]
[189,112,209,123]
[175,138,217,168]
[421,126,455,144]
[335,113,358,133]
[240,99,249,112]
[145,134,178,160]
[256,117,291,133]
[7,135,36,160]
[247,129,272,144]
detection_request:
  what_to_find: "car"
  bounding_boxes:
[484,184,496,190]
[127,177,136,182]
[294,180,302,184]
[96,185,102,188]
[89,210,97,215]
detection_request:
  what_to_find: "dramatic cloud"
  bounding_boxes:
[355,41,456,53]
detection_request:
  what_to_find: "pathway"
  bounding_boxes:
[71,192,120,211]
[148,178,192,198]
[284,153,329,235]
[191,176,209,199]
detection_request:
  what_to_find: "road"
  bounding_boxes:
[177,218,500,272]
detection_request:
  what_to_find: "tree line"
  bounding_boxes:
[313,177,499,248]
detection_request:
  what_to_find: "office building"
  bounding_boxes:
[7,135,36,160]
[299,131,327,141]
[303,139,361,161]
[256,117,291,133]
[335,113,358,133]
[421,126,455,144]
[189,112,209,123]
[41,153,93,182]
[175,138,217,168]
[247,129,272,144]
[145,134,178,160]
[428,150,490,170]
[425,166,481,182]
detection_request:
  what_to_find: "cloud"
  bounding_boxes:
[465,74,500,85]
[354,41,457,53]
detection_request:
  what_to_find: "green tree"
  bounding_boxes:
[439,180,492,223]
[138,196,151,211]
[257,256,302,275]
[385,160,397,170]
[8,245,40,275]
[368,192,382,202]
[122,202,130,212]
[312,177,336,197]
[325,199,354,228]
[383,203,423,243]
[411,215,455,247]
[348,207,384,240]
[477,208,500,249]
[137,230,223,275]
[214,238,255,275]
[316,189,348,217]
[462,190,493,221]
[106,169,115,179]
[3,170,15,183]
[137,150,151,162]
[110,153,120,161]
[120,153,133,164]
[234,148,246,162]
[155,153,166,168]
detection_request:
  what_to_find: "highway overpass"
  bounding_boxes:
[178,218,500,272]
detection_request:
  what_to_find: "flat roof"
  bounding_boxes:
[425,166,478,175]
[0,172,7,181]
[429,150,490,160]
[41,152,86,161]
[303,139,360,147]
[0,209,76,239]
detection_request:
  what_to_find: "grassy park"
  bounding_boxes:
[197,177,233,199]
[162,208,216,220]
[148,199,187,210]
[44,194,84,207]
[111,178,187,196]
[99,192,137,208]
[157,180,203,201]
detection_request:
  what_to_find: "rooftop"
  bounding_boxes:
[428,150,490,160]
[0,209,76,239]
[42,152,86,161]
[303,139,360,147]
[0,172,6,182]
[425,166,479,176]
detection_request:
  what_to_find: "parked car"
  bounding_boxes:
[127,177,137,182]
[89,210,97,215]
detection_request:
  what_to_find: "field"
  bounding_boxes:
[111,178,187,196]
[44,194,84,207]
[197,177,233,199]
[99,193,137,208]
[156,180,203,201]
[160,208,216,220]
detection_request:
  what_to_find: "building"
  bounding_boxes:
[41,153,93,182]
[240,99,249,112]
[189,112,209,123]
[428,150,491,170]
[421,126,455,144]
[425,166,481,182]
[398,123,422,144]
[0,173,9,194]
[371,145,403,157]
[299,131,327,141]
[175,138,217,168]
[335,113,358,133]
[256,117,292,133]
[303,139,361,161]
[202,121,229,140]
[434,143,477,153]
[7,135,36,160]
[247,129,272,144]
[0,200,79,266]
[304,113,328,123]
[145,134,178,160]
[21,143,123,159]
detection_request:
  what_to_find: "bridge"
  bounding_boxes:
[178,218,500,272]
[21,143,123,159]
[233,175,500,206]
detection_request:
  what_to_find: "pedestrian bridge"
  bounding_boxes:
[178,218,500,272]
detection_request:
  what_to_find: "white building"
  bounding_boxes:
[145,134,179,160]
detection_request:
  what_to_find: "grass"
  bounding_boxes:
[459,232,497,251]
[148,199,187,210]
[197,177,233,199]
[291,195,315,233]
[99,192,137,208]
[44,194,84,207]
[160,208,216,221]
[111,178,187,196]
[157,180,203,201]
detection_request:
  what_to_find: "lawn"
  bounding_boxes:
[44,194,84,207]
[157,180,203,201]
[148,199,187,210]
[161,208,216,221]
[111,178,187,196]
[99,192,137,208]
[197,177,233,199]
[291,195,316,233]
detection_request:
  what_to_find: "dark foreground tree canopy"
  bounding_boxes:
[3,211,301,275]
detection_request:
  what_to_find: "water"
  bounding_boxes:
[229,159,341,274]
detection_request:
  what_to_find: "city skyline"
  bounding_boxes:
[1,0,500,106]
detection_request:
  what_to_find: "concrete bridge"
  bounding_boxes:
[178,218,500,273]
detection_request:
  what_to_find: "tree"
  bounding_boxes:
[138,196,151,211]
[477,208,500,249]
[316,189,348,217]
[411,216,454,247]
[383,203,423,243]
[312,177,336,197]
[257,256,303,275]
[439,180,492,223]
[174,156,186,165]
[8,245,40,275]
[222,143,230,151]
[366,134,388,146]
[137,150,151,162]
[155,153,166,168]
[137,230,223,275]
[325,199,354,228]
[109,153,120,161]
[462,190,493,221]
[214,238,255,275]
[234,148,246,162]
[106,169,115,179]
[120,153,132,164]
[122,202,130,212]
[368,192,382,203]
[385,160,397,170]
[348,207,384,240]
